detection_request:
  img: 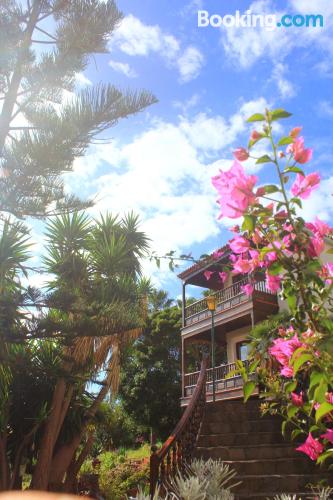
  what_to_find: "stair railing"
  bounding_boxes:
[149,355,208,498]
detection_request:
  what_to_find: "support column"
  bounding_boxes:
[181,336,185,398]
[182,281,186,328]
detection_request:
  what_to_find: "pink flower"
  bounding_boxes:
[212,250,224,260]
[218,272,228,283]
[308,235,324,257]
[232,257,252,274]
[204,271,214,281]
[306,217,332,238]
[250,130,262,142]
[280,365,294,377]
[289,126,302,139]
[212,161,258,219]
[256,187,266,197]
[327,393,333,404]
[291,172,320,199]
[321,429,333,445]
[287,137,313,164]
[296,433,324,461]
[269,334,302,367]
[291,392,304,407]
[265,273,281,293]
[229,236,250,254]
[233,147,249,161]
[241,283,254,296]
[230,225,240,233]
[265,251,277,263]
[301,328,314,340]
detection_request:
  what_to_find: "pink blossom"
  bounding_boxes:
[218,272,228,283]
[306,217,332,238]
[204,271,214,281]
[280,365,294,378]
[256,187,266,197]
[230,225,240,233]
[327,393,333,404]
[278,327,286,336]
[287,136,313,164]
[291,392,304,407]
[265,273,281,293]
[308,235,324,257]
[232,257,253,274]
[229,236,251,254]
[265,251,277,263]
[212,161,258,219]
[291,172,320,199]
[321,429,333,445]
[241,283,254,296]
[212,250,224,260]
[301,328,314,340]
[296,433,324,461]
[252,230,263,245]
[251,130,262,142]
[289,126,302,139]
[233,147,249,161]
[269,334,302,367]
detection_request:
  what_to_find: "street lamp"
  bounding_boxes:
[207,295,216,402]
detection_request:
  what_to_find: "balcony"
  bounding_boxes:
[183,278,278,331]
[181,361,257,406]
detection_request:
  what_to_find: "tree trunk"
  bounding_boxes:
[0,0,43,153]
[0,435,9,490]
[31,378,67,490]
[49,376,110,487]
[63,431,95,493]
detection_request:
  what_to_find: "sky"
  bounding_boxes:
[33,0,333,299]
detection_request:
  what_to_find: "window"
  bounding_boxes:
[236,341,249,361]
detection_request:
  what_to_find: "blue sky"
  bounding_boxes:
[31,0,333,299]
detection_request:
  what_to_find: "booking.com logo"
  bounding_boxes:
[198,10,324,31]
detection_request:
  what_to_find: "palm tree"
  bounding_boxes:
[30,211,151,491]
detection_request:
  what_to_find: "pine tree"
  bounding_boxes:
[0,0,157,218]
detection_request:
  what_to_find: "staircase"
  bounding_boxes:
[194,398,330,499]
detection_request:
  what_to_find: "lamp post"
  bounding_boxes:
[206,295,216,402]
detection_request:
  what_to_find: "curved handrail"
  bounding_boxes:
[149,355,208,497]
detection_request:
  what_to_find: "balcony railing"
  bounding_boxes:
[184,278,277,326]
[184,361,253,399]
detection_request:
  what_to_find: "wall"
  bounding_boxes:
[225,325,251,363]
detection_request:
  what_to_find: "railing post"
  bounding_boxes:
[150,445,159,499]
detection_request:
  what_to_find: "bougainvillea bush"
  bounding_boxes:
[211,108,333,464]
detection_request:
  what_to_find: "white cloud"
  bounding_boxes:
[110,14,204,82]
[272,63,296,99]
[65,97,271,287]
[177,46,205,82]
[299,176,333,222]
[108,60,137,78]
[221,0,333,74]
[318,100,333,118]
[75,72,92,87]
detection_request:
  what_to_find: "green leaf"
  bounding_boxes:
[284,166,305,175]
[243,381,256,402]
[256,154,273,164]
[277,136,294,146]
[326,248,333,255]
[264,184,280,194]
[281,420,287,437]
[291,429,304,440]
[270,108,292,121]
[267,262,283,276]
[317,449,333,464]
[247,113,265,122]
[284,380,297,394]
[315,402,333,423]
[242,215,256,232]
[287,405,299,419]
[314,380,328,404]
[290,197,302,209]
[293,353,313,374]
[309,371,323,392]
[287,293,297,312]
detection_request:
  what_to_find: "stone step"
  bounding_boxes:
[201,418,281,435]
[195,443,299,461]
[222,457,314,476]
[234,474,331,495]
[205,409,277,423]
[197,431,285,447]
